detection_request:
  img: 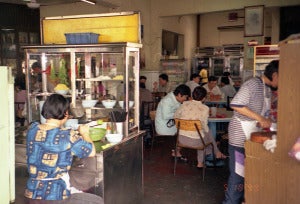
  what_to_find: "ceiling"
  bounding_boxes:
[0,0,78,6]
[0,0,119,8]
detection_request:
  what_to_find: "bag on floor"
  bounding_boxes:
[69,157,98,191]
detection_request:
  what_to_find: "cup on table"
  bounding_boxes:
[210,107,217,117]
[113,122,123,134]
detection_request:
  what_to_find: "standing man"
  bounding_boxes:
[222,60,279,204]
[199,67,208,85]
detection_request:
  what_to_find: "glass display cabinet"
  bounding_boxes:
[23,42,142,137]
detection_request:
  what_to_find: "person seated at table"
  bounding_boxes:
[24,94,102,204]
[218,71,234,86]
[139,82,154,146]
[220,76,236,99]
[174,86,226,168]
[158,73,172,94]
[155,84,191,136]
[14,74,27,126]
[140,75,147,85]
[185,73,201,94]
[202,76,224,100]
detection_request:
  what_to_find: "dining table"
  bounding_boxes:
[208,108,233,139]
[205,99,227,108]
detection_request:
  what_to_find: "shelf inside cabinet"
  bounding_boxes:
[76,78,123,82]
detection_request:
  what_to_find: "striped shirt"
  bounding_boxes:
[228,77,270,147]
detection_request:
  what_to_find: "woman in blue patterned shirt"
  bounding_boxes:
[24,94,102,203]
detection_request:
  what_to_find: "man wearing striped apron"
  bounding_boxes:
[222,60,279,204]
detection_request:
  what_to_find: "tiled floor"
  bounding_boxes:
[142,137,229,204]
[14,137,229,204]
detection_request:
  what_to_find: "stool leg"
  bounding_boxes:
[173,154,177,175]
[202,149,206,181]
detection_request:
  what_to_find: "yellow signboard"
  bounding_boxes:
[42,12,140,44]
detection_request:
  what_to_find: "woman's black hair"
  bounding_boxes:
[173,84,191,97]
[192,86,207,101]
[222,71,231,77]
[264,60,279,81]
[221,76,230,85]
[190,73,200,81]
[41,94,70,120]
[208,75,218,82]
[140,75,147,80]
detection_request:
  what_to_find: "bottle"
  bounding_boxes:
[207,92,211,101]
[106,123,111,134]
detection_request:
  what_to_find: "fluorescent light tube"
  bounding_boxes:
[80,0,96,5]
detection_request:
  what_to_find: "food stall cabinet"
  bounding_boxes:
[22,42,144,203]
[18,11,145,203]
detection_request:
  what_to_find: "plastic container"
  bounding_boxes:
[65,33,99,44]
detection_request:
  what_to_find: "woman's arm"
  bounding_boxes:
[78,125,96,157]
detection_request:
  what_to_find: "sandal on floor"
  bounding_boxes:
[216,152,227,159]
[171,149,182,158]
[197,163,204,169]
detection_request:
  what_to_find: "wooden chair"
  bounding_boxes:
[140,101,157,130]
[174,119,216,181]
[15,102,26,126]
[152,92,166,104]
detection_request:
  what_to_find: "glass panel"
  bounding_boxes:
[230,58,241,76]
[212,58,224,76]
[1,31,16,59]
[29,32,39,44]
[24,44,141,136]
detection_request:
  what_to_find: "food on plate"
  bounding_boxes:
[54,83,69,91]
[113,75,123,80]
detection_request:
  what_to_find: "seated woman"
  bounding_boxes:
[174,86,225,168]
[24,94,103,204]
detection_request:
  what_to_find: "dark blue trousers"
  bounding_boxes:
[222,144,245,204]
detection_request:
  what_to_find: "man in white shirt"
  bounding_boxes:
[155,84,190,136]
[185,73,200,94]
[158,73,172,93]
[220,76,236,99]
[202,76,224,99]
